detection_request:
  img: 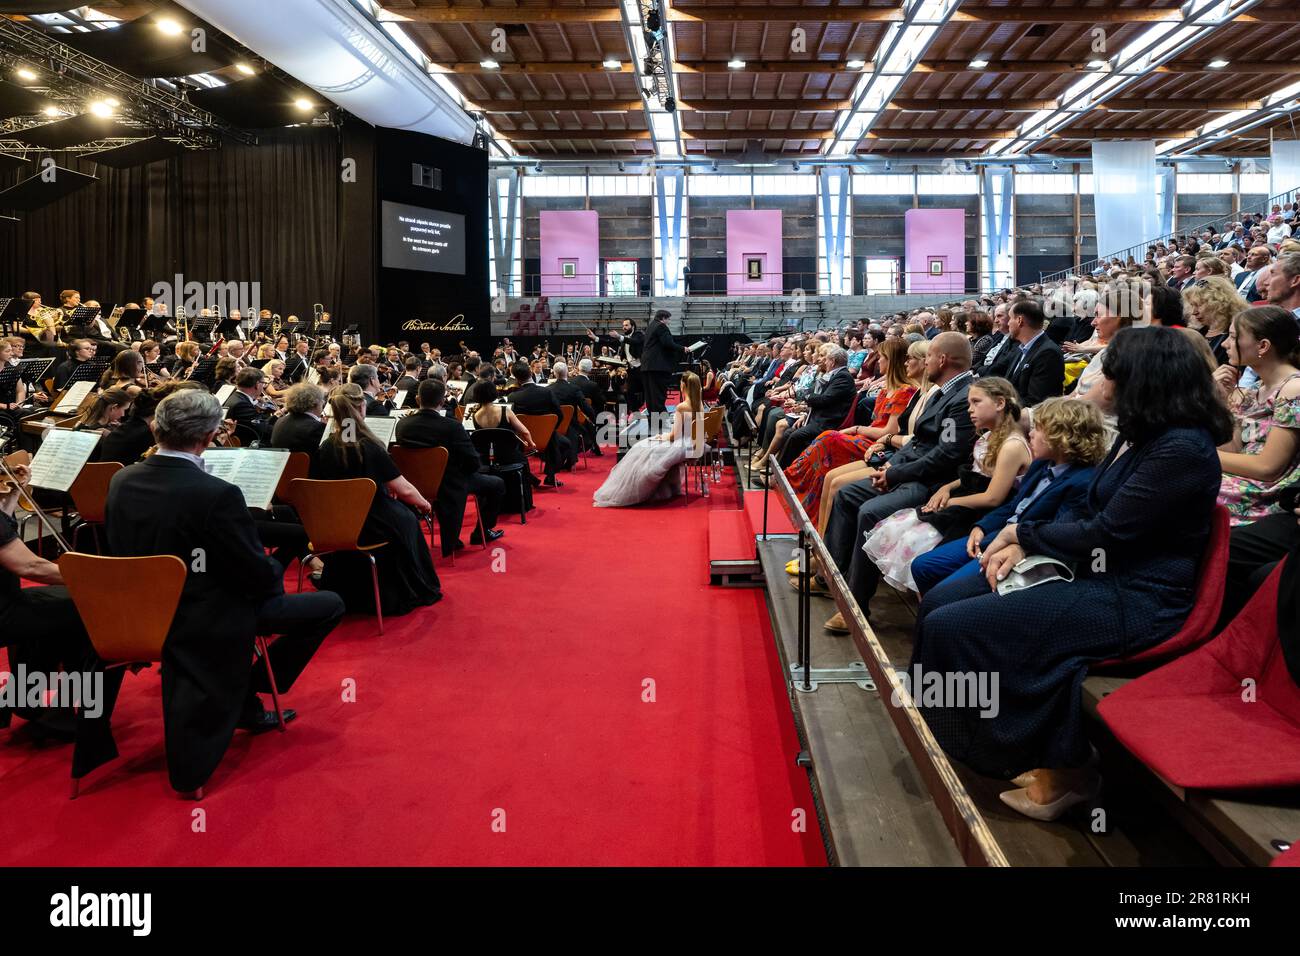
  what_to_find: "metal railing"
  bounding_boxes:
[500,269,1014,299]
[1040,185,1300,285]
[740,409,1008,867]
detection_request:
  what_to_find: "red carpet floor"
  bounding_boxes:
[0,452,825,867]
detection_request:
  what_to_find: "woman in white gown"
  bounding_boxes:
[594,371,705,507]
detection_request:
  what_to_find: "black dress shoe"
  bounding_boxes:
[238,709,297,734]
[470,528,504,545]
[543,476,563,488]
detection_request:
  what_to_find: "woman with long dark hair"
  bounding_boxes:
[312,383,440,615]
[911,326,1233,820]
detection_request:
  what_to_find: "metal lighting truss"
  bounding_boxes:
[985,0,1269,157]
[1157,77,1300,155]
[826,0,966,157]
[621,0,682,159]
[0,13,255,153]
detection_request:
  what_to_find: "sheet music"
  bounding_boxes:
[319,414,399,447]
[29,429,101,492]
[201,447,290,511]
[392,389,408,411]
[215,384,236,406]
[53,381,94,413]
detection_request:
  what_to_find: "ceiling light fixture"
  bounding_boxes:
[16,67,37,81]
[157,18,183,36]
[1207,59,1229,69]
[727,59,746,70]
[968,57,989,69]
[480,58,500,70]
[293,97,314,111]
[1085,59,1107,70]
[236,62,256,76]
[603,58,622,70]
[846,59,866,70]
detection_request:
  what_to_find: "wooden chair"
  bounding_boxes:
[390,445,485,563]
[453,404,465,422]
[68,461,122,553]
[58,553,191,798]
[273,451,312,506]
[287,477,387,634]
[703,407,726,482]
[514,412,558,487]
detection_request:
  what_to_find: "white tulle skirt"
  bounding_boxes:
[593,436,692,508]
[861,509,943,593]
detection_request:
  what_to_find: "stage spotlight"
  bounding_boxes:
[480,58,501,70]
[15,67,37,82]
[89,100,114,118]
[236,62,256,76]
[1225,158,1234,168]
[664,96,676,113]
[646,9,661,32]
[883,160,891,171]
[535,163,544,173]
[43,105,63,117]
[157,17,183,36]
[294,97,314,111]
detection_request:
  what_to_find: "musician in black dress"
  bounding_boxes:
[312,383,442,615]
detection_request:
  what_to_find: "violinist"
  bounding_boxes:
[138,340,170,384]
[52,338,96,391]
[96,380,187,465]
[73,387,132,433]
[99,349,147,396]
[225,366,275,444]
[264,359,289,403]
[211,356,240,393]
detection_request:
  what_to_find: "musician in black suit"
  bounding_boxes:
[776,346,857,466]
[571,358,606,456]
[105,388,344,793]
[639,309,689,416]
[817,333,978,630]
[548,361,598,455]
[508,361,572,483]
[348,363,395,417]
[395,378,505,557]
[225,366,275,444]
[1004,299,1065,407]
[270,382,327,457]
[588,319,644,410]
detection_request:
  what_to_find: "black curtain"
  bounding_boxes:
[0,121,377,338]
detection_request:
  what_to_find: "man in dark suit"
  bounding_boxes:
[225,366,275,444]
[816,333,978,630]
[1235,244,1272,303]
[270,381,327,457]
[639,309,689,416]
[588,319,644,410]
[508,361,571,485]
[104,388,343,794]
[548,361,598,456]
[1004,299,1065,407]
[396,378,505,556]
[776,346,857,467]
[348,363,395,417]
[1166,255,1196,292]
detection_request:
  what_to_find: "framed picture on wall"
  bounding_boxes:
[928,258,944,276]
[746,257,763,280]
[561,260,577,278]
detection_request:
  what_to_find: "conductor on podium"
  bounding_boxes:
[640,309,689,415]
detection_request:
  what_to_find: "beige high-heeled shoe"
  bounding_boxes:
[999,774,1101,822]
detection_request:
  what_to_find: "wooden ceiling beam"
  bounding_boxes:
[864,128,1204,140]
[678,98,852,112]
[505,129,652,140]
[469,98,645,113]
[888,97,1265,112]
[683,128,836,140]
[379,6,622,24]
[431,62,634,75]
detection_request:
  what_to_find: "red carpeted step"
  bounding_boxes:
[743,489,796,536]
[708,509,755,564]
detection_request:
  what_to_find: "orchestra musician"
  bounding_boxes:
[52,338,96,391]
[395,377,505,557]
[225,366,276,444]
[72,387,131,433]
[270,382,327,457]
[588,319,645,410]
[508,361,571,485]
[348,363,395,417]
[104,388,345,792]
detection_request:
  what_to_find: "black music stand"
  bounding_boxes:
[284,354,308,383]
[190,316,216,342]
[0,364,21,404]
[16,357,53,389]
[67,358,110,385]
[116,307,147,340]
[253,319,274,338]
[215,317,245,341]
[187,357,219,387]
[142,311,171,338]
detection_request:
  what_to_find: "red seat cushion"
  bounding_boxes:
[1099,561,1300,790]
[1094,504,1230,669]
[1271,845,1300,866]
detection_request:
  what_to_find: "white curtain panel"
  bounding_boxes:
[1091,141,1158,259]
[1272,140,1300,201]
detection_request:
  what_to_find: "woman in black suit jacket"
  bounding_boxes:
[911,327,1234,820]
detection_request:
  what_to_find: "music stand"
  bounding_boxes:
[284,354,308,383]
[67,358,110,385]
[17,357,53,388]
[141,311,171,338]
[190,316,216,341]
[187,357,219,387]
[253,319,274,337]
[116,307,146,339]
[0,297,14,334]
[0,363,20,404]
[215,317,245,341]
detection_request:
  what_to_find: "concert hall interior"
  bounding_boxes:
[2,0,1300,882]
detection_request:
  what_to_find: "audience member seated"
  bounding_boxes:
[862,377,1031,593]
[396,378,505,557]
[910,327,1232,820]
[104,388,345,793]
[776,346,858,467]
[910,396,1108,594]
[313,383,441,616]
